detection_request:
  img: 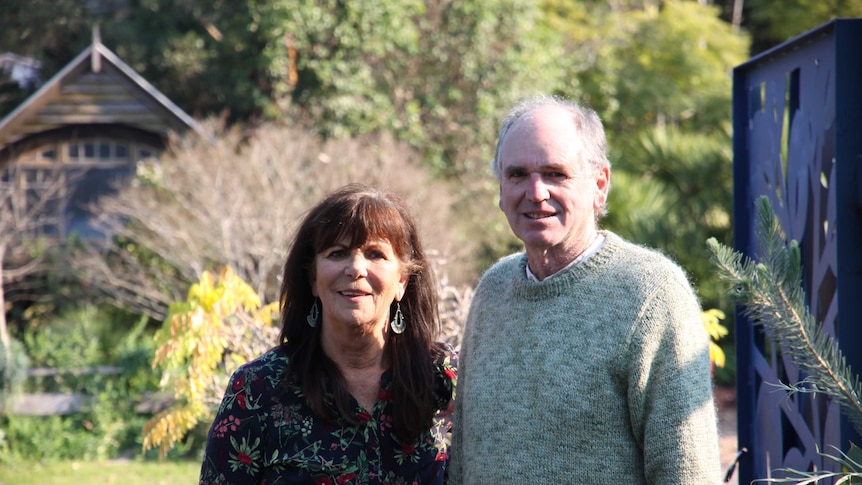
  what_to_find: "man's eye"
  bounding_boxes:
[508,171,527,179]
[548,172,567,179]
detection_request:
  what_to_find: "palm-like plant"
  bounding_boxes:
[706,196,862,483]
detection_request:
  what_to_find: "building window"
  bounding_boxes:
[67,140,142,164]
[8,137,159,240]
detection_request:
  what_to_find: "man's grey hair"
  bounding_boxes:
[491,94,611,203]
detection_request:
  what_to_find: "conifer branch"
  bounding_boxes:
[706,196,862,436]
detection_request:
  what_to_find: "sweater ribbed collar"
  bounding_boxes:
[511,230,621,301]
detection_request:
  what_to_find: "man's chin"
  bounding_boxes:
[517,232,558,252]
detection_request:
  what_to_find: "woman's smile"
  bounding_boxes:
[312,237,408,332]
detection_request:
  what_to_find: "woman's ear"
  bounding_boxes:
[308,265,318,297]
[396,273,408,302]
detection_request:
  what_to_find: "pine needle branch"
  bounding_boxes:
[706,196,862,437]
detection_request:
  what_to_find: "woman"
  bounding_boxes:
[199,184,458,485]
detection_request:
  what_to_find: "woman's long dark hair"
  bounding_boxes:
[278,184,441,444]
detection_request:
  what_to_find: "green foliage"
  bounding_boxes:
[0,305,166,463]
[708,196,862,482]
[713,341,737,386]
[2,414,108,462]
[24,305,103,371]
[550,0,749,133]
[0,0,93,74]
[605,125,733,309]
[542,0,748,314]
[0,337,28,412]
[746,0,862,54]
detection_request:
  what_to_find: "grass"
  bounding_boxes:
[0,459,200,485]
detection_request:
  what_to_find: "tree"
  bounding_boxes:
[543,0,750,310]
[72,120,478,322]
[0,166,65,406]
[605,125,734,309]
[142,266,278,457]
[744,0,862,54]
[0,0,94,94]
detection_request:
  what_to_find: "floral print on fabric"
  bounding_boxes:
[200,343,457,485]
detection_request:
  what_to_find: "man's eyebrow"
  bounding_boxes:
[504,162,570,174]
[541,163,570,173]
[503,164,526,175]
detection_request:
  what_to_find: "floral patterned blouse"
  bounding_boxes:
[199,343,458,485]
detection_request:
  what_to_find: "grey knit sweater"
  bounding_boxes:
[450,231,721,484]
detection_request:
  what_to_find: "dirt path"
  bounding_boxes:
[715,385,739,485]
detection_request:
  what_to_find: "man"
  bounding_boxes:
[450,95,721,484]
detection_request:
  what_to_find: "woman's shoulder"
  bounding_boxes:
[432,341,458,365]
[230,346,291,383]
[432,341,458,411]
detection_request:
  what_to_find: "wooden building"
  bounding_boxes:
[0,36,206,239]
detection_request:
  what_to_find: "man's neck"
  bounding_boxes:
[526,231,602,281]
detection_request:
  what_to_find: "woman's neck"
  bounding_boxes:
[321,324,387,371]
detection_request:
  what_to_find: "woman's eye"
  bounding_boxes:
[326,249,346,258]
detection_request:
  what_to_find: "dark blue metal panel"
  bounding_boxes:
[732,19,862,484]
[833,20,862,459]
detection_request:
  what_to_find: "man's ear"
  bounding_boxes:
[594,167,610,209]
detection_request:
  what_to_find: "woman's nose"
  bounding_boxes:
[344,253,368,278]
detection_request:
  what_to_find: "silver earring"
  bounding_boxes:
[306,298,320,327]
[390,302,405,334]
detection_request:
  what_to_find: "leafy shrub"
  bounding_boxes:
[0,337,28,413]
[0,304,166,463]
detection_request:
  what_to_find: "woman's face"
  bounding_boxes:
[311,236,408,335]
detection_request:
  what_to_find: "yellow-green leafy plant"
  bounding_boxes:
[702,308,728,369]
[142,266,279,457]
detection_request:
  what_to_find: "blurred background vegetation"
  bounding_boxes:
[2,0,860,469]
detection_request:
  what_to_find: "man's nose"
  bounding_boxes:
[526,174,550,202]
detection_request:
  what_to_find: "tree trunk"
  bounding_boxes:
[0,244,9,357]
[0,244,12,395]
[0,244,12,356]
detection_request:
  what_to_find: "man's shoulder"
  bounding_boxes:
[477,252,523,283]
[605,233,688,277]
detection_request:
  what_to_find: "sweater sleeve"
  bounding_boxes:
[623,272,722,485]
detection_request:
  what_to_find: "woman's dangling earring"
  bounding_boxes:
[306,298,320,327]
[390,301,406,334]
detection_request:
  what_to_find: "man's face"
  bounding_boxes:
[497,106,608,262]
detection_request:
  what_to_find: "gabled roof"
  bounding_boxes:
[0,38,207,148]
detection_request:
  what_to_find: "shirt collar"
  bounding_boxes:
[526,233,606,282]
